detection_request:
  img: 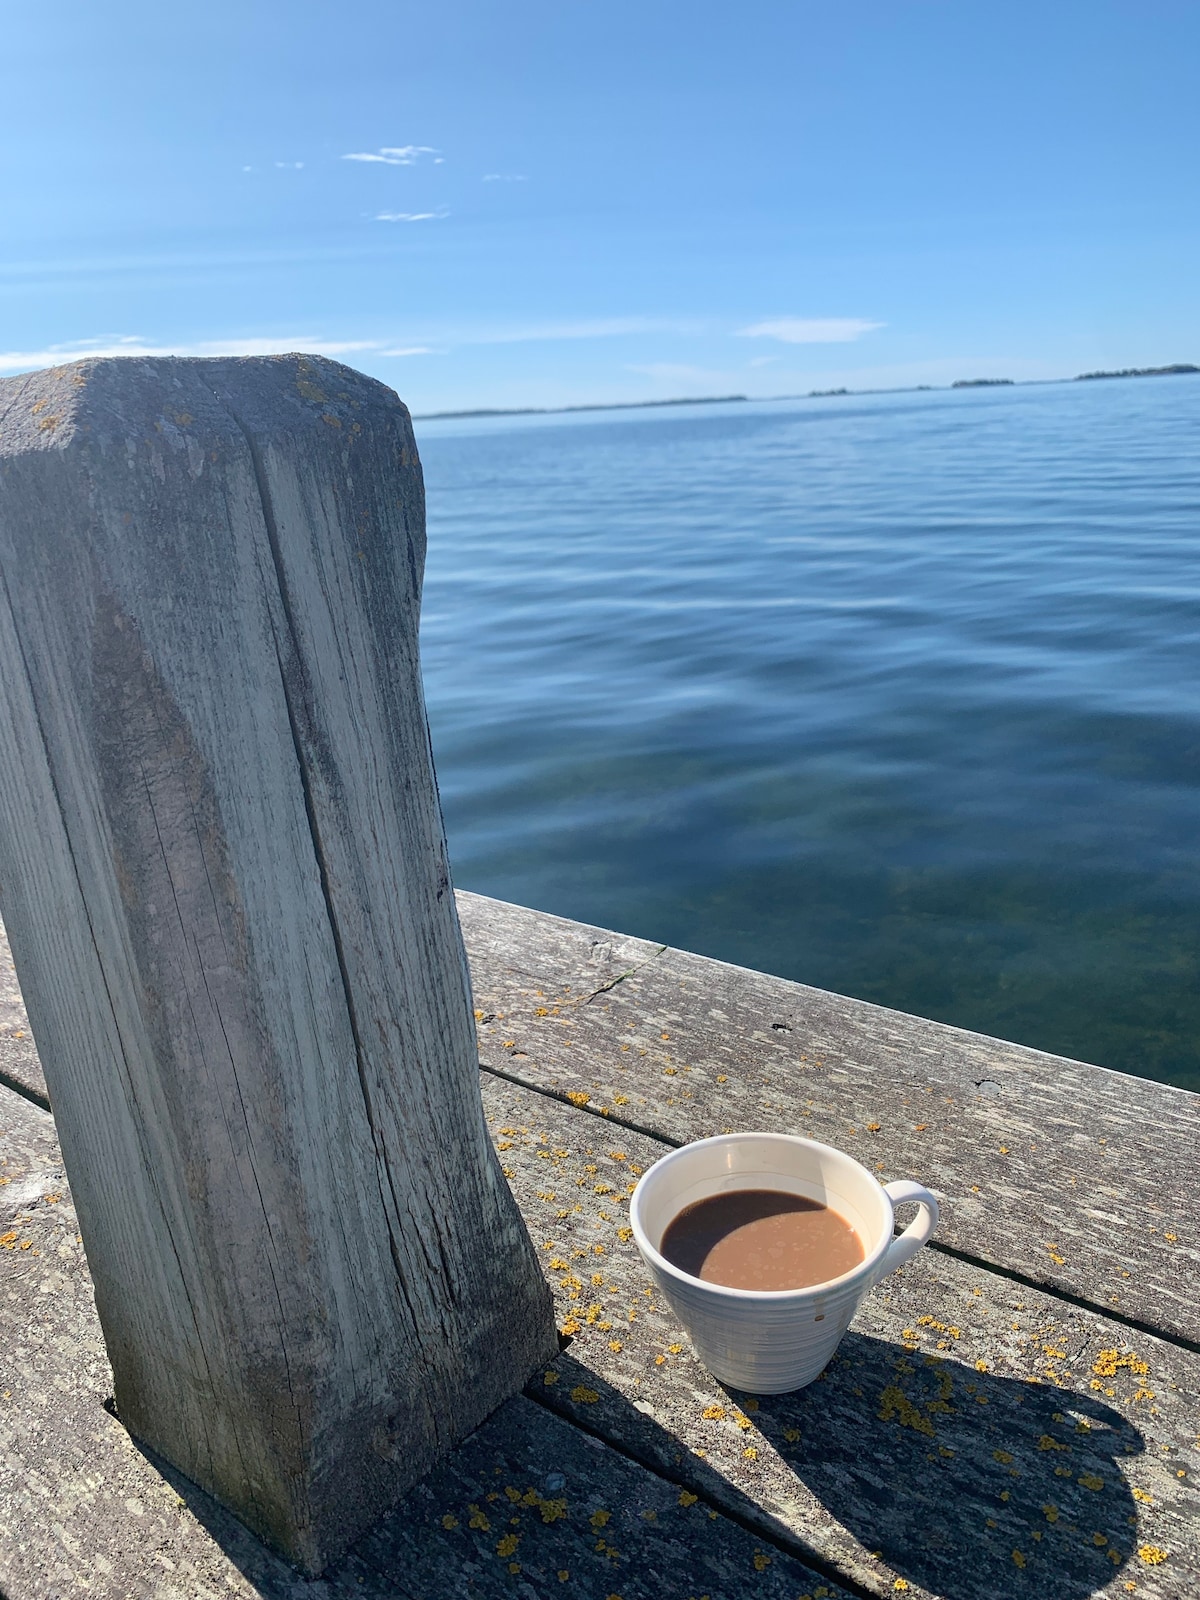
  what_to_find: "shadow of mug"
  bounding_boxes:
[740,1330,1146,1600]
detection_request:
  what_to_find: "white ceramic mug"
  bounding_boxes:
[629,1132,939,1393]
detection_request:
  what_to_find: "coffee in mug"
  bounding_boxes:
[630,1131,939,1393]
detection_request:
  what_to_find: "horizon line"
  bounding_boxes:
[411,363,1199,421]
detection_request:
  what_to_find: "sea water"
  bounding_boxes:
[416,377,1200,1091]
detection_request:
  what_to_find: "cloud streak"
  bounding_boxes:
[373,209,448,223]
[738,317,883,344]
[342,145,441,166]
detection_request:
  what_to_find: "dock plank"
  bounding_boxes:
[459,891,1200,1346]
[0,917,44,1107]
[480,1072,1200,1600]
[0,1084,854,1600]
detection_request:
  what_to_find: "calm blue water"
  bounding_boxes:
[415,378,1200,1092]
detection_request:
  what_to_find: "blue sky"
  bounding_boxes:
[3,1,1197,411]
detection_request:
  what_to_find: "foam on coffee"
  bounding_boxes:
[659,1188,864,1291]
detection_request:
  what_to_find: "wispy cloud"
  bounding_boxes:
[376,346,435,358]
[0,335,380,375]
[274,161,305,170]
[373,209,448,223]
[342,145,441,166]
[469,317,702,345]
[737,317,883,344]
[627,362,731,384]
[482,172,527,182]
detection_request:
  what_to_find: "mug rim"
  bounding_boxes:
[629,1130,894,1302]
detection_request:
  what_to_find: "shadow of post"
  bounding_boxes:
[117,1328,1149,1600]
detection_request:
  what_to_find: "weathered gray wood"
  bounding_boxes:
[458,891,1200,1345]
[481,1073,1200,1600]
[4,1053,1197,1600]
[0,1086,855,1600]
[0,357,555,1572]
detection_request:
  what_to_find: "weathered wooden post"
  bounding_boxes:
[0,355,557,1572]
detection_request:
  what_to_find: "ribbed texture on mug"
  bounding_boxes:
[643,1256,870,1393]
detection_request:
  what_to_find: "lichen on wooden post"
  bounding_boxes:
[0,355,557,1573]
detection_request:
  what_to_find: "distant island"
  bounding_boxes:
[414,394,747,421]
[413,363,1198,422]
[1075,364,1200,381]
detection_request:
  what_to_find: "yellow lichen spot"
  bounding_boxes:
[867,1122,881,1132]
[540,1497,568,1523]
[589,1509,611,1528]
[992,1449,1013,1464]
[752,1551,770,1570]
[567,1091,591,1107]
[679,1490,698,1506]
[560,1316,582,1336]
[1038,1435,1068,1452]
[614,1094,629,1104]
[1137,1545,1168,1565]
[617,1226,634,1242]
[558,1572,569,1583]
[716,1075,728,1083]
[783,1427,801,1443]
[441,1513,459,1529]
[743,1446,758,1460]
[468,1505,491,1531]
[1012,1550,1026,1568]
[571,1386,600,1404]
[543,1370,560,1386]
[893,1583,910,1593]
[1093,1348,1149,1378]
[1078,1473,1105,1492]
[1132,1487,1152,1503]
[535,1006,550,1016]
[508,1564,521,1575]
[1093,1532,1108,1546]
[1043,1504,1059,1523]
[877,1385,935,1437]
[702,1404,726,1421]
[976,1359,988,1373]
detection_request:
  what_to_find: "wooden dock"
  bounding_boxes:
[2,889,1197,1599]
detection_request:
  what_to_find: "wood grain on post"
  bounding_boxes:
[0,355,557,1572]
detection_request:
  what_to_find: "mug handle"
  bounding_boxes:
[878,1180,940,1277]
